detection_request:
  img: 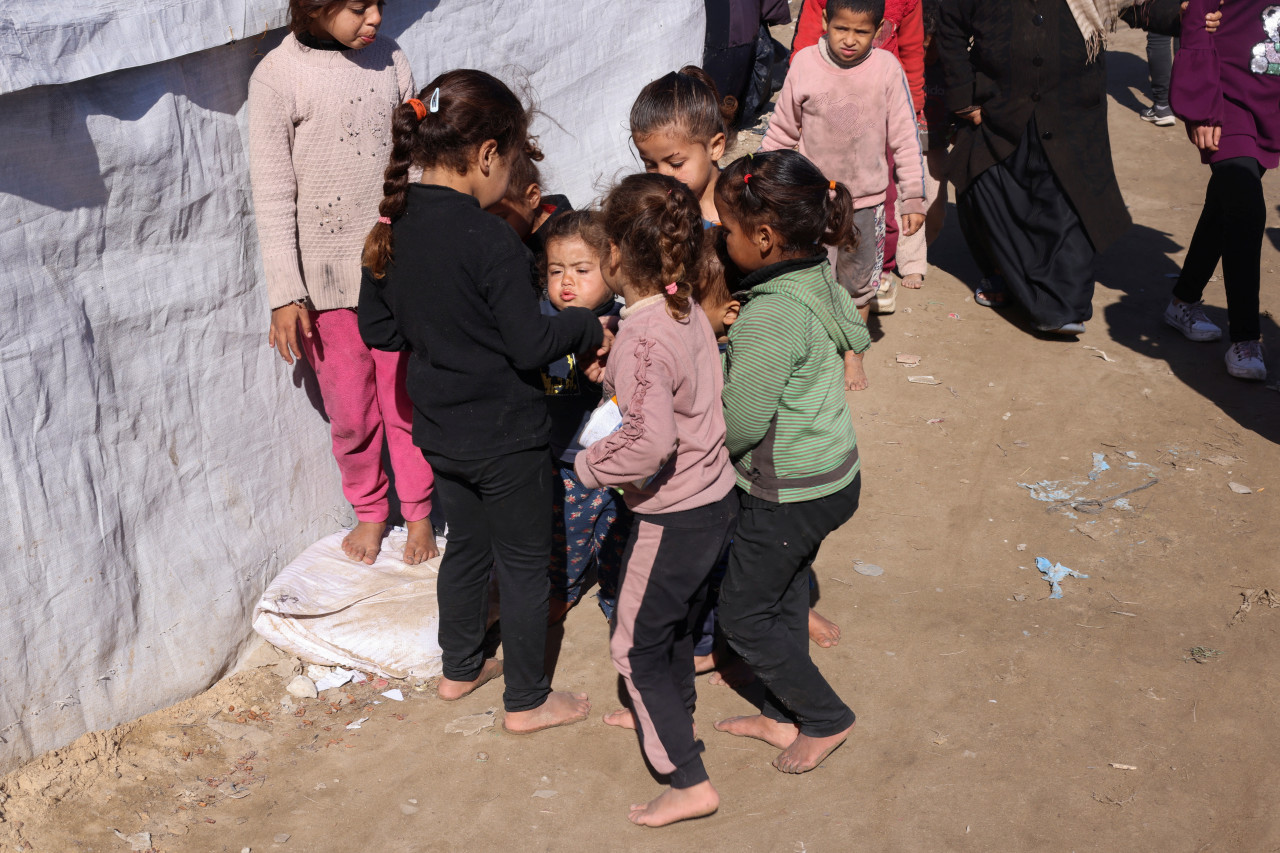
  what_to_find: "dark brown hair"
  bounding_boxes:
[601,173,704,320]
[503,140,545,203]
[287,0,369,37]
[540,210,610,267]
[691,233,737,310]
[630,65,737,145]
[715,151,859,255]
[363,69,537,277]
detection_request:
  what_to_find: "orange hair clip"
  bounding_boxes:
[406,98,427,121]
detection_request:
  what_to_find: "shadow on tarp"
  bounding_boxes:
[1100,222,1280,444]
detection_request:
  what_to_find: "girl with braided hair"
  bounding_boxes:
[575,172,738,827]
[358,69,612,735]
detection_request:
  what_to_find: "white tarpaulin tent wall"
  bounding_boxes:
[0,0,704,774]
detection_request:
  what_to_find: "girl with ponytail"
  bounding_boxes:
[710,149,871,776]
[358,69,611,735]
[573,173,737,827]
[247,0,437,567]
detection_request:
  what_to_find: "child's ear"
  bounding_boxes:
[607,242,623,277]
[478,139,499,175]
[524,182,542,212]
[756,223,778,258]
[821,9,830,31]
[708,131,727,162]
[721,299,741,329]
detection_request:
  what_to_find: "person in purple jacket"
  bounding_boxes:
[1165,0,1280,380]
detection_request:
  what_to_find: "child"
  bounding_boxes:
[712,150,870,775]
[248,0,437,566]
[762,0,925,389]
[537,211,631,622]
[575,173,738,826]
[358,69,610,733]
[487,145,574,264]
[630,66,737,225]
[1165,0,1279,380]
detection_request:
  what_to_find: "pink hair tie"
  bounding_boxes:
[664,282,678,295]
[377,216,391,225]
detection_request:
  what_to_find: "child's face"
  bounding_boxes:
[486,183,541,240]
[313,0,384,48]
[633,126,726,201]
[823,8,881,68]
[546,236,613,311]
[718,210,765,274]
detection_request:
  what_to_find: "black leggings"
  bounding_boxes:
[1173,156,1266,343]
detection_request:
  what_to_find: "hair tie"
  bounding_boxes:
[829,180,836,191]
[406,98,427,121]
[377,216,391,225]
[743,174,752,184]
[664,282,678,295]
[428,87,440,113]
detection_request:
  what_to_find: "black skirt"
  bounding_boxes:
[957,117,1097,328]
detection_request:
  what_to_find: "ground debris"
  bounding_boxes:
[1184,646,1223,664]
[1229,588,1280,626]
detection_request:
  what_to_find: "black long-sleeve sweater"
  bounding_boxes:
[358,183,605,460]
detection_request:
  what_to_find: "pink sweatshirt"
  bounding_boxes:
[575,297,735,515]
[763,42,926,215]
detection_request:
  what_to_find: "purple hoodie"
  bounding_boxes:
[1170,0,1280,167]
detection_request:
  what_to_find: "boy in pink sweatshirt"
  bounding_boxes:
[763,0,925,338]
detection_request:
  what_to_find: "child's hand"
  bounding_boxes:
[1190,123,1221,152]
[957,106,982,126]
[1183,0,1223,33]
[268,303,313,365]
[901,213,925,237]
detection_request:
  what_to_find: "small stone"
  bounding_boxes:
[273,657,301,679]
[286,676,318,699]
[1229,481,1253,495]
[135,774,146,781]
[532,789,558,799]
[242,642,284,669]
[274,833,290,844]
[399,804,419,815]
[476,752,489,762]
[1016,544,1027,551]
[242,848,252,853]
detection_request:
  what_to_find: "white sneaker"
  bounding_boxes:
[1164,298,1222,341]
[1224,340,1267,380]
[871,275,896,314]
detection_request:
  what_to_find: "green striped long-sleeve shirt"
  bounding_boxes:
[722,255,871,503]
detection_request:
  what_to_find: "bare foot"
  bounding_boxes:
[402,518,438,565]
[901,273,924,289]
[603,708,636,729]
[843,351,869,392]
[342,520,387,565]
[707,656,756,688]
[548,598,573,625]
[503,691,590,734]
[694,653,716,674]
[437,658,503,701]
[772,722,854,773]
[713,714,798,749]
[808,608,841,648]
[628,781,719,827]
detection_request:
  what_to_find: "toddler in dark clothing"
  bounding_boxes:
[486,145,574,268]
[535,211,633,623]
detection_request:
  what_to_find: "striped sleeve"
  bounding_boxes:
[722,296,806,458]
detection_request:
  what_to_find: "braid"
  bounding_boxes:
[656,188,700,319]
[362,102,419,278]
[601,173,703,320]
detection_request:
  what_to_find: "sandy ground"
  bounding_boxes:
[4,26,1280,853]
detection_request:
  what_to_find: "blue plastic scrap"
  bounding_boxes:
[1035,556,1089,599]
[1088,452,1110,481]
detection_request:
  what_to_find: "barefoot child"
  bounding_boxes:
[630,66,737,225]
[537,212,631,622]
[248,0,436,566]
[576,174,738,826]
[762,0,926,390]
[712,150,869,774]
[358,70,610,733]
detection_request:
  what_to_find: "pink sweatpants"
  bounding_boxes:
[301,308,433,523]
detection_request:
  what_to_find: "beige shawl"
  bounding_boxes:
[1066,0,1130,60]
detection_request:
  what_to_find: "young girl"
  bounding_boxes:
[575,173,738,827]
[1165,0,1279,380]
[537,212,630,623]
[712,150,871,775]
[487,145,575,264]
[248,0,437,566]
[358,69,610,733]
[630,66,737,225]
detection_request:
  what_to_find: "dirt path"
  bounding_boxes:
[4,27,1279,853]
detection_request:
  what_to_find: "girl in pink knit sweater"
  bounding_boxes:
[247,0,436,566]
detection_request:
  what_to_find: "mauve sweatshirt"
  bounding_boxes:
[1171,0,1280,167]
[575,297,735,515]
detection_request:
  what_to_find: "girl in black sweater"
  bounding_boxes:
[359,70,610,734]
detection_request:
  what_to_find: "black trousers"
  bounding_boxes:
[425,446,552,713]
[611,490,738,789]
[1173,156,1266,343]
[958,117,1097,328]
[718,475,861,738]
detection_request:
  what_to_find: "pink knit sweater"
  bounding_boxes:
[248,34,414,310]
[762,43,926,215]
[575,297,735,515]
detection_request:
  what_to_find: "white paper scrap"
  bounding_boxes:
[381,689,404,701]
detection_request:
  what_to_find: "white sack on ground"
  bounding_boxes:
[252,530,444,679]
[0,0,704,773]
